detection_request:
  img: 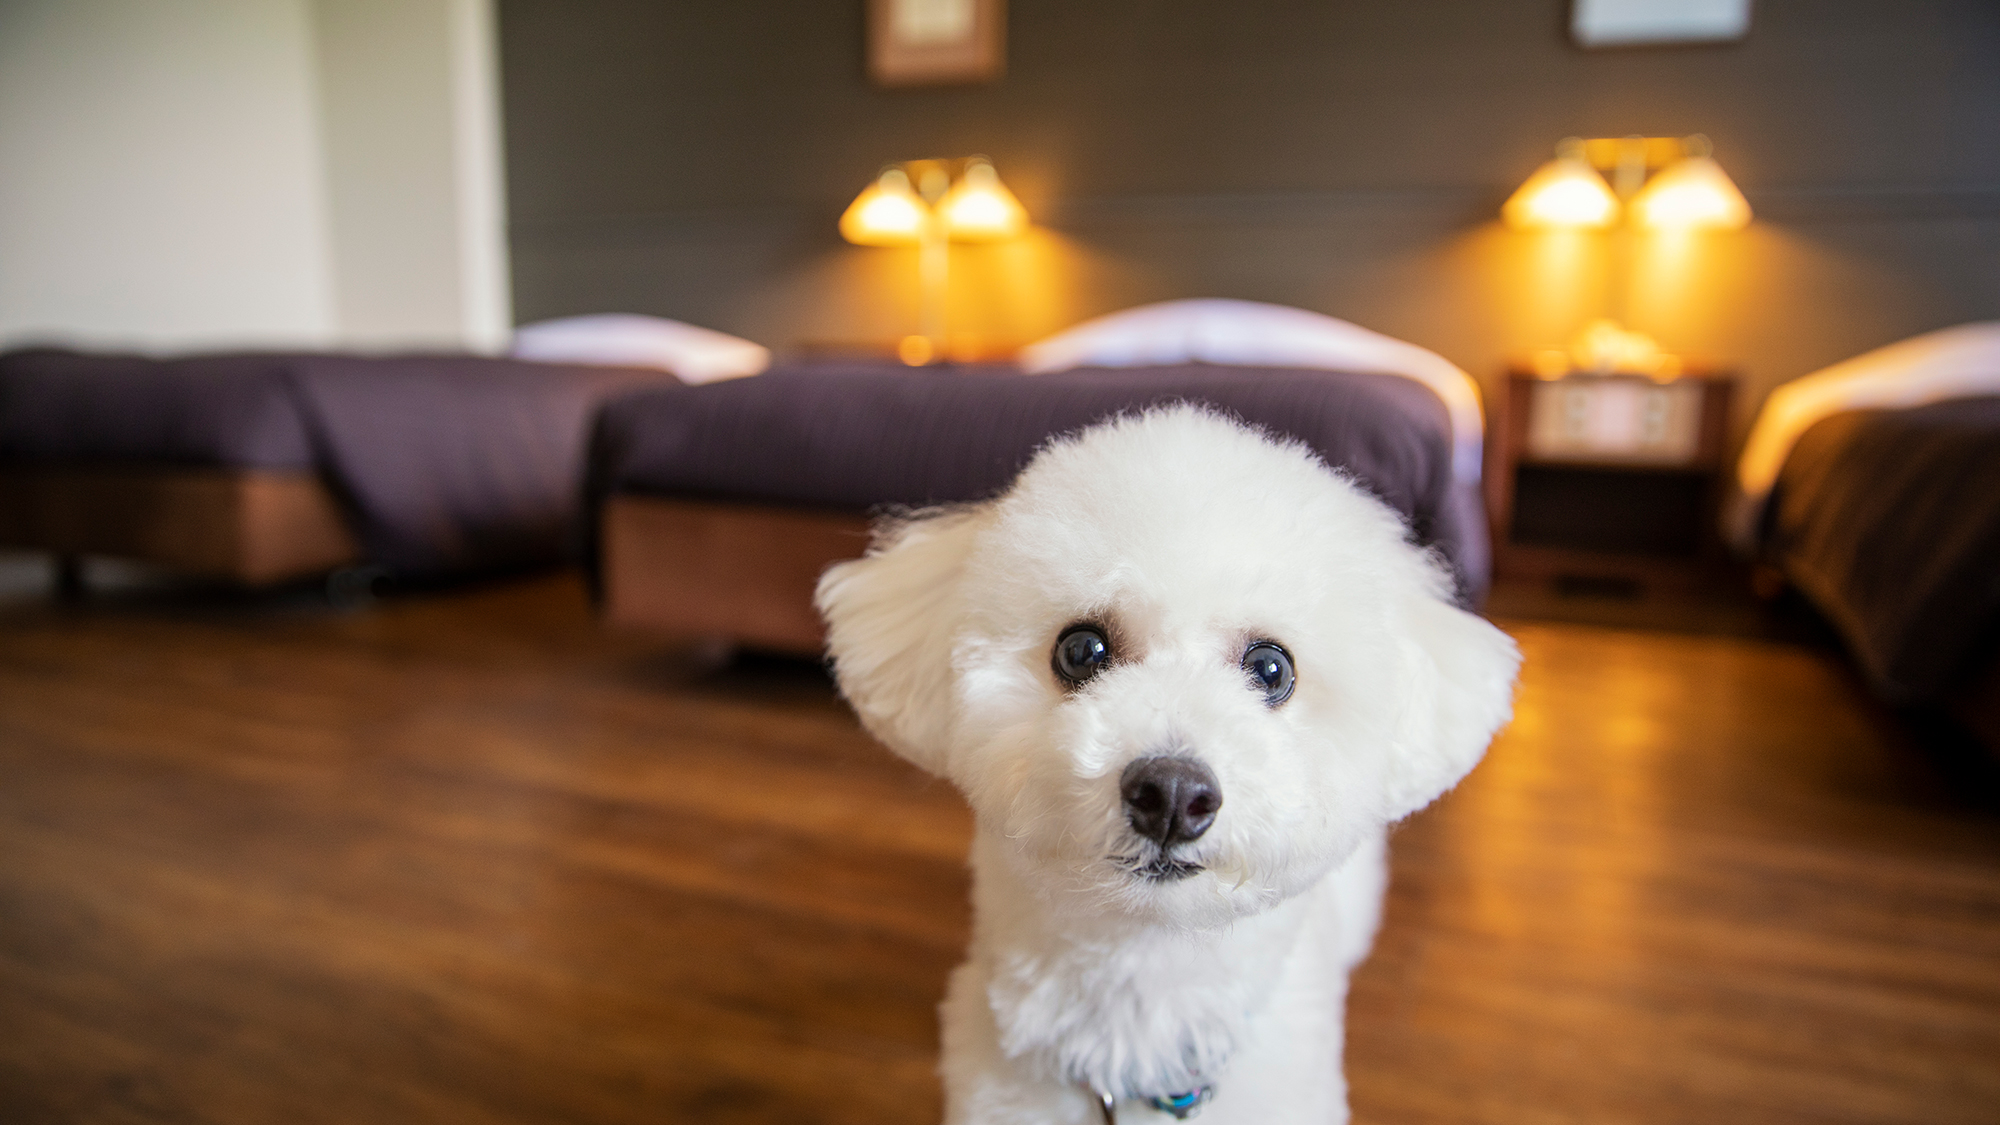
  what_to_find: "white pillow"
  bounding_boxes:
[1727,320,2000,549]
[510,314,770,385]
[1020,299,1484,484]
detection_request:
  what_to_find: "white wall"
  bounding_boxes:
[0,0,338,350]
[314,0,511,351]
[0,0,510,354]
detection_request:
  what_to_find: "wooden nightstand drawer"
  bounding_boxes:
[1524,376,1708,465]
[1487,365,1736,590]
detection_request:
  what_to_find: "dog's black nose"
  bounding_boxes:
[1120,756,1222,848]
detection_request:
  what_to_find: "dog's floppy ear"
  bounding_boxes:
[1382,570,1521,820]
[815,506,987,775]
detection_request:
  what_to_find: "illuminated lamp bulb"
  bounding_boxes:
[1630,155,1752,231]
[840,167,927,246]
[939,158,1028,242]
[897,335,935,365]
[1502,149,1620,230]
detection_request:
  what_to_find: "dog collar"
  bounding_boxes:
[1091,1083,1215,1122]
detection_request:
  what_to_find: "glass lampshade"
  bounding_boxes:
[1502,153,1620,230]
[1629,155,1752,231]
[839,168,928,246]
[939,159,1028,242]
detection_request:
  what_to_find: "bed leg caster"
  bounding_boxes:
[326,565,392,608]
[52,555,85,603]
[1750,564,1787,601]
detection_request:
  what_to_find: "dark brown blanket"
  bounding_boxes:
[281,356,682,576]
[589,360,1489,602]
[1769,397,2000,700]
[1,348,681,578]
[0,348,315,469]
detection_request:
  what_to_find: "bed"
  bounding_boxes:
[588,355,1489,655]
[1732,323,2000,750]
[0,347,684,588]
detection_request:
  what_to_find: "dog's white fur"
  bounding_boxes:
[816,406,1519,1124]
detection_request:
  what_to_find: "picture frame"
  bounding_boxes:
[1572,0,1752,48]
[868,0,1005,88]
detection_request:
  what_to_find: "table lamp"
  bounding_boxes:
[1504,135,1750,375]
[1505,134,1750,233]
[840,156,1028,364]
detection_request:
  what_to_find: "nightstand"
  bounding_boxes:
[1486,364,1736,593]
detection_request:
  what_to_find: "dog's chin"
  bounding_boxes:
[1057,845,1286,930]
[1116,852,1207,884]
[997,827,1290,927]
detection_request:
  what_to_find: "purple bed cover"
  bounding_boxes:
[589,360,1490,603]
[1768,397,2000,701]
[0,348,683,578]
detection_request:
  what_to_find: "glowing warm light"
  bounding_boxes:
[1629,156,1752,231]
[897,334,935,365]
[939,159,1028,242]
[1568,318,1681,377]
[1531,349,1571,378]
[845,158,1031,360]
[839,168,927,246]
[1502,155,1619,230]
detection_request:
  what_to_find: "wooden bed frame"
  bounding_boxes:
[0,467,360,589]
[599,495,872,656]
[1950,653,2000,757]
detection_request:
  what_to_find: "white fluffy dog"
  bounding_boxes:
[815,406,1519,1124]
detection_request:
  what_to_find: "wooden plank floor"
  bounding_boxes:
[1,574,1995,1124]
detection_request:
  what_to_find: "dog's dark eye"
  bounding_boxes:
[1053,625,1111,686]
[1242,641,1295,706]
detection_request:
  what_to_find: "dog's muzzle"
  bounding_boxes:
[1119,756,1221,878]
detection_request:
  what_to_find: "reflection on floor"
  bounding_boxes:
[1,572,1995,1124]
[1483,572,1842,644]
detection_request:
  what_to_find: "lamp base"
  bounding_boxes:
[786,336,1020,365]
[897,335,935,366]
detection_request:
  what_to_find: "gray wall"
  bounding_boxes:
[499,0,2000,432]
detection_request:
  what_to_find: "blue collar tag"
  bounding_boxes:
[1090,1081,1216,1122]
[1146,1085,1214,1119]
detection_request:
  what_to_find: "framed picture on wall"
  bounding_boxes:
[868,0,1005,87]
[1572,0,1751,47]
